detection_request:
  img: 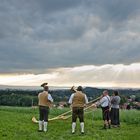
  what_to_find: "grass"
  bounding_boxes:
[0,106,140,140]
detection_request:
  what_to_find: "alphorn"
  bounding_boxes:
[54,96,100,117]
[32,103,97,123]
[32,86,101,123]
[50,86,101,119]
[51,103,97,120]
[48,96,100,121]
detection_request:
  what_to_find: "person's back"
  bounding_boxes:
[38,91,51,107]
[110,91,121,127]
[72,91,85,108]
[68,86,88,134]
[111,96,120,109]
[38,83,53,132]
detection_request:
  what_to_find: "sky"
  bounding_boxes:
[0,0,140,88]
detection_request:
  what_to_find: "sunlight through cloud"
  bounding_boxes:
[0,63,139,88]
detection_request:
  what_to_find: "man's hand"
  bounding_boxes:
[92,103,97,108]
[84,104,88,108]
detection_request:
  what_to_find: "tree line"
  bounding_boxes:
[0,87,140,107]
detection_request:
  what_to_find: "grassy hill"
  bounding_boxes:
[0,106,140,140]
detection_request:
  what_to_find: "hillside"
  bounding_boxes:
[0,106,140,140]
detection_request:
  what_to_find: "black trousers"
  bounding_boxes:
[101,106,110,121]
[110,108,120,125]
[39,106,49,122]
[72,107,84,122]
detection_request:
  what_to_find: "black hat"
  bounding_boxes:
[41,83,48,87]
[77,86,83,91]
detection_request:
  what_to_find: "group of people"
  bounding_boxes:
[37,83,121,134]
[92,90,121,130]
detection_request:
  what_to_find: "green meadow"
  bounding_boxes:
[0,106,140,140]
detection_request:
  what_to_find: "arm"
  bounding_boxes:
[38,93,40,99]
[48,94,53,102]
[111,97,116,104]
[85,95,89,104]
[99,97,106,105]
[68,94,74,104]
[94,96,106,107]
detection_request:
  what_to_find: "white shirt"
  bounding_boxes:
[48,94,53,102]
[96,95,110,107]
[68,93,88,104]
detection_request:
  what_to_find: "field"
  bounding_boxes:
[0,106,140,140]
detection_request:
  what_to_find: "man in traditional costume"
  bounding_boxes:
[93,90,111,129]
[68,86,88,134]
[38,83,53,132]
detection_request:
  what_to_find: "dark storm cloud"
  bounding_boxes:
[0,0,140,73]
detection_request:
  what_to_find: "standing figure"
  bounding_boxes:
[38,83,53,132]
[93,90,111,129]
[68,86,88,134]
[110,91,121,127]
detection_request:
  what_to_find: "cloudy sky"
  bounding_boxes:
[0,0,140,88]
